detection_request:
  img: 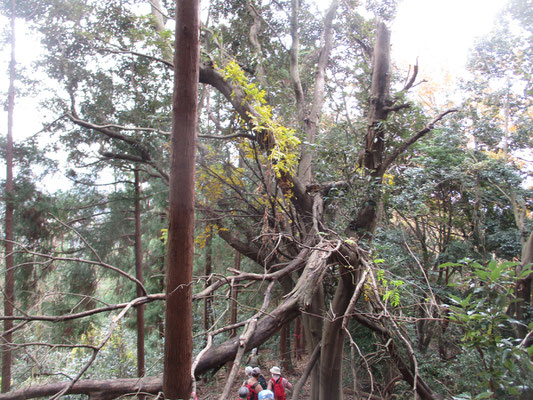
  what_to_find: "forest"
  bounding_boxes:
[0,0,532,399]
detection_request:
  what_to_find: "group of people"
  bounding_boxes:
[237,365,292,400]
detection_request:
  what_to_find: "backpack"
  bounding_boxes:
[258,375,268,391]
[246,381,260,400]
[271,377,286,400]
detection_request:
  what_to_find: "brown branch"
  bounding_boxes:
[4,240,147,296]
[379,108,458,175]
[401,60,419,93]
[198,132,256,141]
[0,376,162,400]
[66,113,141,148]
[290,343,321,400]
[218,281,275,400]
[0,294,165,323]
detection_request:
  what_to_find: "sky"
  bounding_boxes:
[391,0,507,77]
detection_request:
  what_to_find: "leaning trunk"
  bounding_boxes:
[163,0,200,398]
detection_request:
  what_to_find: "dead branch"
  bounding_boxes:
[0,294,165,323]
[290,343,321,400]
[218,281,275,400]
[5,240,147,296]
[379,108,458,175]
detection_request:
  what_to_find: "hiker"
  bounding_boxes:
[253,367,268,390]
[267,366,292,400]
[245,365,254,378]
[237,386,250,399]
[244,367,263,400]
[246,347,260,367]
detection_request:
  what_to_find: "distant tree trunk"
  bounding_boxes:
[302,287,324,400]
[133,169,146,397]
[516,231,533,338]
[163,0,199,398]
[292,317,304,360]
[203,227,213,337]
[280,324,289,371]
[2,0,16,392]
[230,251,241,338]
[226,250,241,376]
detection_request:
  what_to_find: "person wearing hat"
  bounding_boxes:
[267,366,292,400]
[253,367,268,390]
[245,366,254,379]
[258,389,274,399]
[237,386,250,399]
[244,366,263,400]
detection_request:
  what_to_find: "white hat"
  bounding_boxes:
[258,390,274,399]
[269,366,281,375]
[245,366,253,376]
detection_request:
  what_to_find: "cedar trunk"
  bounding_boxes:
[163,0,199,398]
[134,169,146,386]
[2,0,16,392]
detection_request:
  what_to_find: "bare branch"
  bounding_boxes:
[4,240,148,296]
[379,108,458,175]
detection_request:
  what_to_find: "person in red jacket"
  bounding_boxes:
[267,366,292,400]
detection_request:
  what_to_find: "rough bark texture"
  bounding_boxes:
[2,1,16,392]
[134,169,146,387]
[203,228,213,335]
[516,231,533,337]
[0,376,162,400]
[163,0,199,398]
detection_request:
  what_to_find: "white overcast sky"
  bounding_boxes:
[391,0,507,76]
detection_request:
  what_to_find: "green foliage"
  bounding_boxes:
[444,259,533,398]
[376,268,404,307]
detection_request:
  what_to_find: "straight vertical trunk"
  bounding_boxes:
[226,251,241,376]
[133,169,146,395]
[163,0,199,398]
[292,317,304,360]
[2,0,16,392]
[319,22,391,400]
[302,287,324,400]
[230,251,241,338]
[203,228,213,336]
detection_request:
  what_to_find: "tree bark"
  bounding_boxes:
[2,0,16,392]
[134,169,146,396]
[163,0,199,398]
[516,231,533,337]
[203,226,213,337]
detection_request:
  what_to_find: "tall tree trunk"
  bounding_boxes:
[230,251,241,338]
[302,287,324,400]
[292,317,304,360]
[516,231,533,338]
[225,250,241,376]
[163,0,199,398]
[319,22,391,400]
[319,277,355,400]
[2,0,16,392]
[133,169,146,398]
[203,227,213,337]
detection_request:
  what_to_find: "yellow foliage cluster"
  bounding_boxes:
[196,154,246,206]
[194,224,228,248]
[221,61,301,179]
